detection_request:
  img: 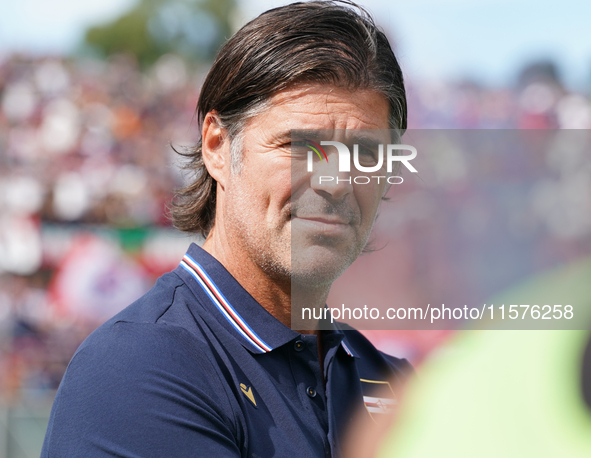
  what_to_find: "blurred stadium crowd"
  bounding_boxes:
[1,53,590,405]
[0,53,202,404]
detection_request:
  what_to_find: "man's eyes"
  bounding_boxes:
[355,146,380,166]
[288,141,311,157]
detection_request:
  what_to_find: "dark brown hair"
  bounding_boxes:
[172,0,407,236]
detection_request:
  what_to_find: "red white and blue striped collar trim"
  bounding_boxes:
[340,340,354,357]
[180,254,273,354]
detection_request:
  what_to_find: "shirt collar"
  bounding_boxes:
[175,243,355,358]
[175,243,300,354]
[321,319,357,358]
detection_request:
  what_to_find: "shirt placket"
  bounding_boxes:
[290,334,332,458]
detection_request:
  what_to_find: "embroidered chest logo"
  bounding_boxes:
[360,378,397,421]
[240,383,257,407]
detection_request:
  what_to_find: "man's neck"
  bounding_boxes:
[202,232,329,331]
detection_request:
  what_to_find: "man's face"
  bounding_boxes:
[223,84,390,287]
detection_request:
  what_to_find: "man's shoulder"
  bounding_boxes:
[55,271,233,417]
[43,273,241,457]
[105,270,187,324]
[71,271,212,374]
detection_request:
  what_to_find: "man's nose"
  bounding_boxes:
[310,155,353,201]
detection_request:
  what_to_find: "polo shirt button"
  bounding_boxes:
[306,386,317,398]
[294,340,305,351]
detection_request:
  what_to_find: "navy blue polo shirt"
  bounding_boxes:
[42,244,412,458]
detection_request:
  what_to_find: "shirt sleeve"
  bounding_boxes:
[41,321,242,457]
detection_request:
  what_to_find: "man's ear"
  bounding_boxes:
[202,112,230,187]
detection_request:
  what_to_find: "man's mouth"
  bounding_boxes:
[295,215,349,225]
[291,215,354,238]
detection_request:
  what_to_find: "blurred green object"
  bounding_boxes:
[117,226,150,253]
[84,0,238,65]
[379,258,591,457]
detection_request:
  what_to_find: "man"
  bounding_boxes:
[41,2,412,457]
